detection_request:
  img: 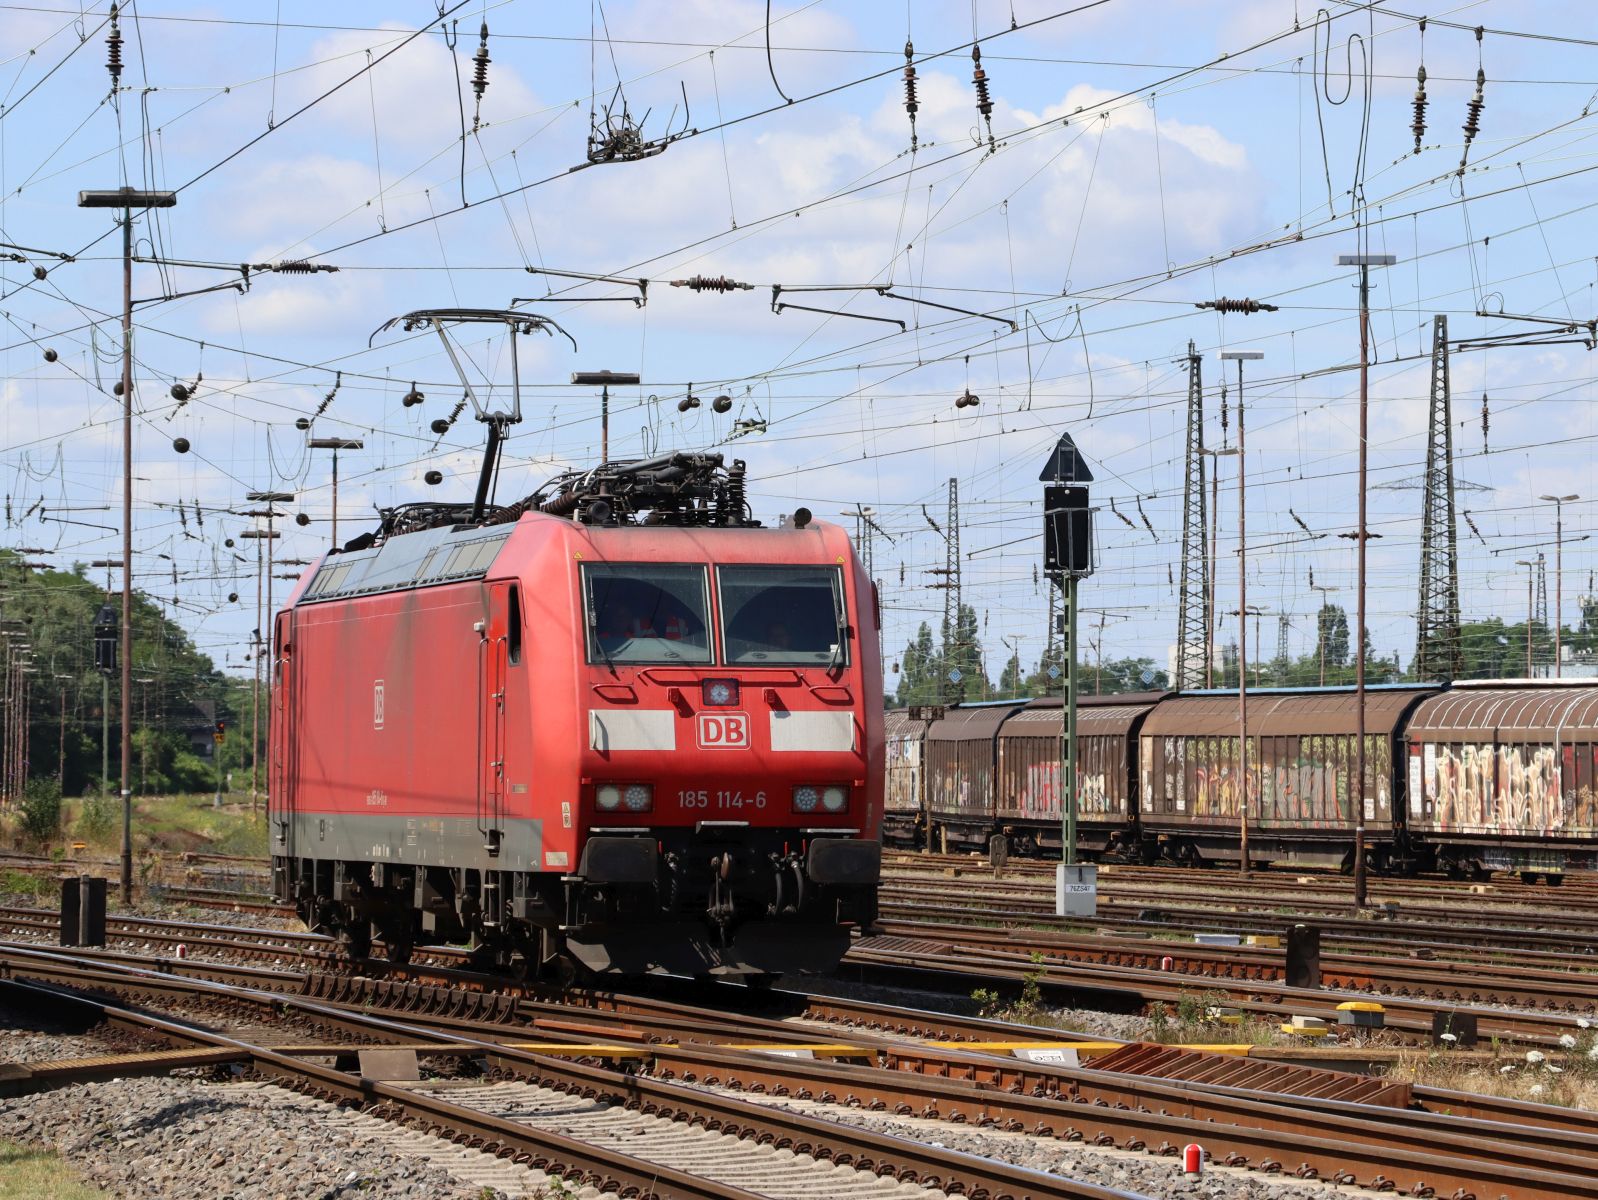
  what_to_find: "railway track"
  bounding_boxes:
[6,941,1598,1198]
[871,917,1598,1013]
[0,946,1138,1200]
[879,878,1598,955]
[11,886,1597,1048]
[845,937,1595,1048]
[883,852,1598,916]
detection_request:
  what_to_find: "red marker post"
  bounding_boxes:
[1182,1143,1203,1179]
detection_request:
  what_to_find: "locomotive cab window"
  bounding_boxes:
[584,563,712,664]
[719,565,847,666]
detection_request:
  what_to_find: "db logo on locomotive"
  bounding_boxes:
[697,711,750,749]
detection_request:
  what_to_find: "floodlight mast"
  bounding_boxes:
[1337,253,1396,909]
[1221,350,1264,878]
[371,309,577,521]
[77,186,177,904]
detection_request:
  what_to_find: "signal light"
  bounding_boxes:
[793,785,819,813]
[702,679,740,707]
[92,601,118,674]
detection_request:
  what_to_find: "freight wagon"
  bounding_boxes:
[1137,686,1435,870]
[993,694,1163,859]
[1405,682,1598,877]
[884,681,1598,878]
[882,706,939,847]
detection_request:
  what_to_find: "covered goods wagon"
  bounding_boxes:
[1137,686,1437,868]
[995,693,1164,858]
[1405,682,1598,877]
[924,701,1024,850]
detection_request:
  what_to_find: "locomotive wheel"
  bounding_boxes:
[546,955,581,990]
[466,943,503,973]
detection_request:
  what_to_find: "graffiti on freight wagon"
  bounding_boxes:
[1012,763,1112,817]
[1415,742,1598,835]
[1152,735,1389,827]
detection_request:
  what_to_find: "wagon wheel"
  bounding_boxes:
[382,929,413,965]
[335,921,372,963]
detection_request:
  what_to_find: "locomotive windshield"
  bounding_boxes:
[719,565,847,666]
[584,563,712,664]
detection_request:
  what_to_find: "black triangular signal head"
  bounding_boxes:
[1038,432,1094,483]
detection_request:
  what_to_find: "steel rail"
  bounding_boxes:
[16,942,1598,1198]
[0,975,766,1200]
[870,918,1598,1012]
[638,1041,1598,1199]
[844,945,1589,1046]
[0,946,1145,1200]
[877,890,1598,954]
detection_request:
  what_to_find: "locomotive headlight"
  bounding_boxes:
[821,785,848,812]
[596,784,622,810]
[792,785,820,813]
[623,783,653,812]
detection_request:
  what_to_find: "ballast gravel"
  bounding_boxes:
[0,1076,508,1200]
[710,1091,1397,1200]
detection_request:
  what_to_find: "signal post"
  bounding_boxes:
[1042,433,1097,917]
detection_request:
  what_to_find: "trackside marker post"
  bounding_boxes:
[1183,1143,1203,1178]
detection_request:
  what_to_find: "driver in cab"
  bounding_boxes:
[598,592,687,648]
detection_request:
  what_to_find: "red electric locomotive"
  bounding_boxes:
[269,454,882,978]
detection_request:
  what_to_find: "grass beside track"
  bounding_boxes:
[0,1140,103,1199]
[0,792,269,862]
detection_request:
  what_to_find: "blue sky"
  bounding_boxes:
[3,1,1596,681]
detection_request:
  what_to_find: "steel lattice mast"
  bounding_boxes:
[1175,342,1209,689]
[1536,552,1550,667]
[1414,315,1463,681]
[941,478,961,699]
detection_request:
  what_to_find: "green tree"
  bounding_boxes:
[997,649,1025,698]
[894,622,939,707]
[1089,656,1168,695]
[940,603,990,702]
[0,552,252,797]
[1459,616,1550,679]
[1317,603,1350,669]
